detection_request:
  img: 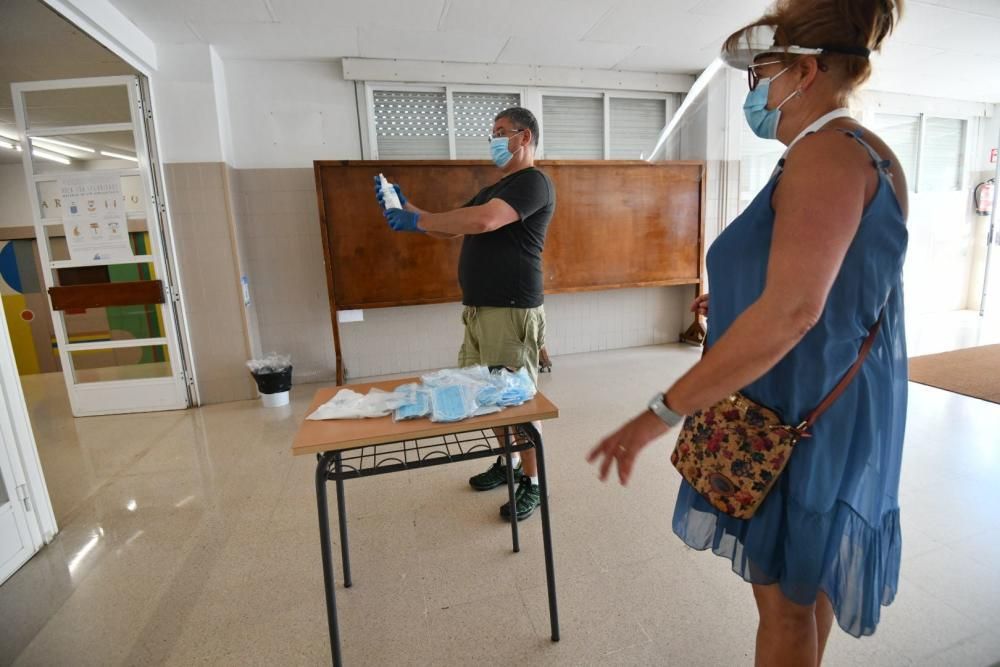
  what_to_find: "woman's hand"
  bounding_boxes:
[690,293,709,319]
[587,410,669,486]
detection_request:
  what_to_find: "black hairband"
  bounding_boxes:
[817,45,872,58]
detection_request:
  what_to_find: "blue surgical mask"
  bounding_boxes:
[743,66,799,140]
[489,130,524,168]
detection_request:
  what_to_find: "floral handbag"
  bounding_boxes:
[671,315,883,519]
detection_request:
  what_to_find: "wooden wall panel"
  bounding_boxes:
[315,160,704,311]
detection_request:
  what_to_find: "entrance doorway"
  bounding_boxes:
[0,0,190,586]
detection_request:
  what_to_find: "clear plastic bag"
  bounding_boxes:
[428,383,480,422]
[246,352,292,374]
[307,388,407,420]
[420,365,492,387]
[494,367,537,407]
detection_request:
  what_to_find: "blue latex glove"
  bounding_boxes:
[373,175,407,209]
[384,207,423,232]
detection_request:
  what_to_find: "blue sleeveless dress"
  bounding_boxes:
[672,129,909,637]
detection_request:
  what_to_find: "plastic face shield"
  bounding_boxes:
[721,25,824,71]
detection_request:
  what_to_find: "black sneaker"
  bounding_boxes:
[500,476,541,522]
[469,456,522,491]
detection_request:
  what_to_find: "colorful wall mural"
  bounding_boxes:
[0,232,167,377]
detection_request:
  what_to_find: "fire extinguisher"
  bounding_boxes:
[974,178,994,216]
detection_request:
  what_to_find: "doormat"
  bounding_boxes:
[908,345,1000,404]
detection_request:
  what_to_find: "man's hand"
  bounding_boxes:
[373,176,408,209]
[384,208,422,232]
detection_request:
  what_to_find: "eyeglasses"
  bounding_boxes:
[487,128,525,142]
[747,60,786,91]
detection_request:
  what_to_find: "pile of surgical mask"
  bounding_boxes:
[306,366,537,423]
[420,366,536,422]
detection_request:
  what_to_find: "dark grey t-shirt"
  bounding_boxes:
[457,167,555,308]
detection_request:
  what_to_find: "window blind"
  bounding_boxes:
[453,91,521,159]
[872,113,920,191]
[372,90,449,159]
[918,117,965,192]
[609,97,667,160]
[541,95,604,159]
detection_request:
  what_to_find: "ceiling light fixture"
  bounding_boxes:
[29,139,80,158]
[33,136,96,153]
[100,150,139,162]
[32,148,71,165]
[0,139,15,150]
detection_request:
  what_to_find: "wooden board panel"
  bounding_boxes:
[314,160,704,311]
[48,280,163,311]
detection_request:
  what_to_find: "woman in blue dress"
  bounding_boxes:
[588,1,908,664]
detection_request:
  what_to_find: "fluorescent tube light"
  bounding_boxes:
[33,136,95,153]
[30,139,80,158]
[100,150,139,162]
[32,148,71,165]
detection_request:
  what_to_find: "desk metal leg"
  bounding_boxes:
[334,453,352,588]
[316,452,343,666]
[502,425,520,552]
[526,425,560,642]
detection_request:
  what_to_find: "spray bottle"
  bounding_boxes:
[378,173,402,210]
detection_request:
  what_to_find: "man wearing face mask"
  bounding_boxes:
[376,107,555,522]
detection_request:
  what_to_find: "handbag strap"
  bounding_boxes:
[797,310,885,433]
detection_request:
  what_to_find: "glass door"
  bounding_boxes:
[0,409,36,584]
[11,76,189,416]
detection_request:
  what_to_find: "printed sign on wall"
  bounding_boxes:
[58,173,133,262]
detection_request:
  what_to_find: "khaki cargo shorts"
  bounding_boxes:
[458,306,545,385]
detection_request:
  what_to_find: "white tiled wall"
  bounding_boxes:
[163,162,257,404]
[231,168,338,384]
[337,286,694,381]
[225,166,262,361]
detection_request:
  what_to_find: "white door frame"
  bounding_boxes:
[12,75,191,416]
[38,1,200,407]
[980,125,1000,317]
[0,270,56,583]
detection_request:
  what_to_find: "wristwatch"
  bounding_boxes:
[648,392,684,428]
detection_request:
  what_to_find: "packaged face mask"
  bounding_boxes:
[421,365,491,387]
[429,384,479,422]
[494,367,537,407]
[393,383,431,422]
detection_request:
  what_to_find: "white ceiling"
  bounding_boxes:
[0,0,136,163]
[96,0,1000,103]
[1,0,998,165]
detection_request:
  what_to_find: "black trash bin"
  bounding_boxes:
[248,360,293,407]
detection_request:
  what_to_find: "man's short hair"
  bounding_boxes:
[495,107,539,147]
